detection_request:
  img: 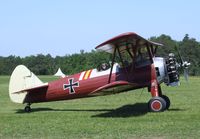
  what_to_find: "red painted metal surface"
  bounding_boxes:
[150,64,159,97]
[96,32,163,50]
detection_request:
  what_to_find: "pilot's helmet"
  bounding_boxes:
[169,53,175,57]
[169,53,175,58]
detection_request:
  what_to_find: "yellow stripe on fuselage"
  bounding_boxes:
[83,70,91,80]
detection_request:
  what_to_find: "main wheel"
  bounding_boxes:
[161,95,171,110]
[148,97,166,112]
[24,106,31,112]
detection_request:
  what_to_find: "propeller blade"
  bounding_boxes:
[174,45,191,83]
[174,45,184,65]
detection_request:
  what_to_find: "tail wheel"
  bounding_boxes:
[148,97,166,112]
[24,104,31,112]
[161,95,171,110]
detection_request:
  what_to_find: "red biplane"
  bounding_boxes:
[9,32,190,112]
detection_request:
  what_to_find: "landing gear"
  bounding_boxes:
[149,64,171,112]
[148,97,166,112]
[24,103,31,112]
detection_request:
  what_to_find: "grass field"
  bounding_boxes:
[0,76,200,139]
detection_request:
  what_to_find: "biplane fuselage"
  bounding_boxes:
[24,63,155,103]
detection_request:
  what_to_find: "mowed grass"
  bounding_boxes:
[0,76,200,139]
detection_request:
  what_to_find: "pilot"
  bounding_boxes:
[101,63,110,71]
[97,63,110,71]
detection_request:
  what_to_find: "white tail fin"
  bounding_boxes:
[9,65,44,103]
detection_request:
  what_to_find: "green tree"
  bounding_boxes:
[150,34,177,57]
[179,34,200,75]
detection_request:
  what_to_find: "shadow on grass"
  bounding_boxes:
[15,103,148,117]
[92,103,148,118]
[92,105,185,118]
[167,108,185,111]
[15,103,184,117]
[15,107,112,114]
[16,108,55,113]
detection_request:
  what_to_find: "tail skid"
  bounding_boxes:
[9,65,45,103]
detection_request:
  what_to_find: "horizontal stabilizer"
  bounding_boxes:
[13,83,48,94]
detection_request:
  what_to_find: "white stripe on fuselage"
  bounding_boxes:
[90,63,119,78]
[79,71,86,81]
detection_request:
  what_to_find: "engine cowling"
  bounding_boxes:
[153,54,180,86]
[153,57,167,84]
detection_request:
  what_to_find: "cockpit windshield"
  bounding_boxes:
[116,44,152,69]
[134,46,152,67]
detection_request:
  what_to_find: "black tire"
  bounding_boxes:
[24,106,31,112]
[161,95,171,110]
[148,97,166,112]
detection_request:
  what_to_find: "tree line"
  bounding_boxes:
[0,34,199,76]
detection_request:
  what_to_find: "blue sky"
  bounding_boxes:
[0,0,199,57]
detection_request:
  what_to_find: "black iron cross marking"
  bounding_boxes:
[63,78,79,94]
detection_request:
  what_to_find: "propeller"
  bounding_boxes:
[182,61,191,82]
[174,45,191,82]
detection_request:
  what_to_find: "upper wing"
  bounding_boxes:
[95,32,163,54]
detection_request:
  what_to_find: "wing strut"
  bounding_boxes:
[108,46,117,83]
[126,44,134,59]
[147,43,153,63]
[116,46,129,80]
